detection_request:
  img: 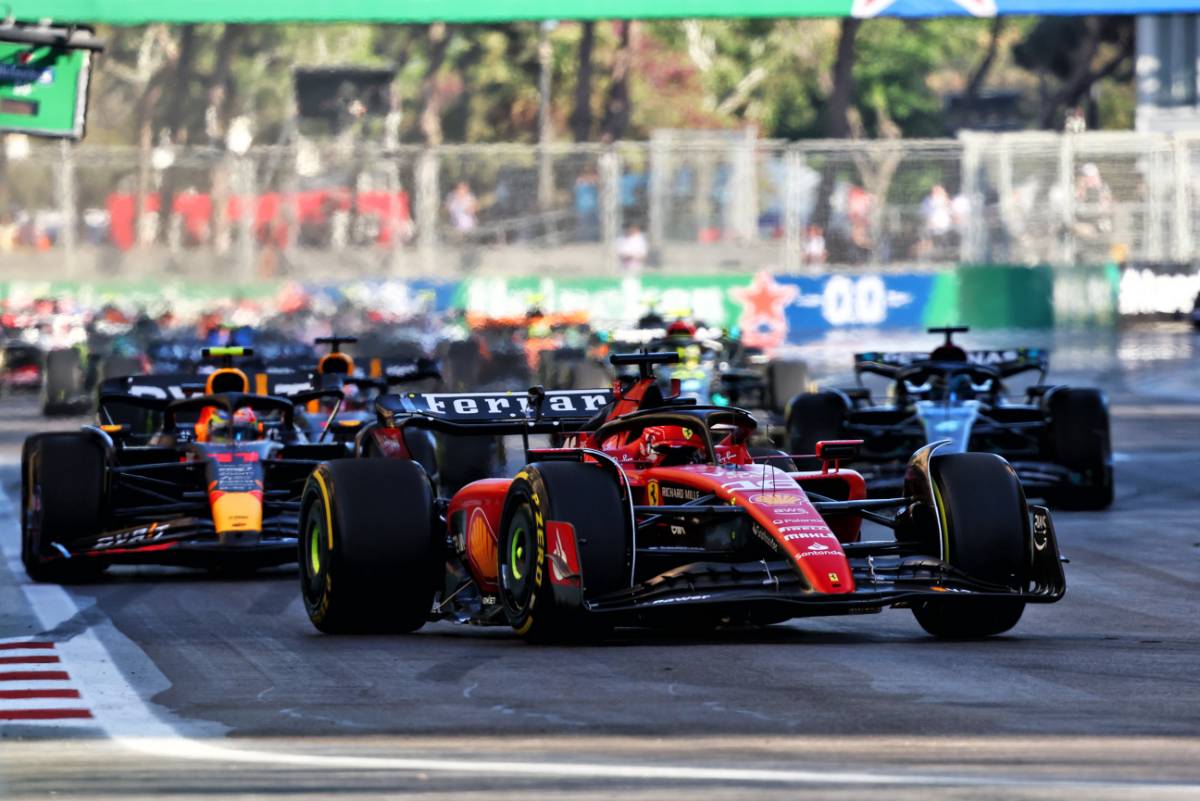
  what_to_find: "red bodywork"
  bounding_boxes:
[373,371,870,599]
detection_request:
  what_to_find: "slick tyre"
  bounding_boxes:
[498,462,630,643]
[21,433,107,583]
[767,359,809,415]
[912,452,1027,638]
[360,431,439,482]
[300,459,440,634]
[785,391,846,471]
[42,349,85,416]
[569,359,613,392]
[1046,388,1113,510]
[442,339,481,391]
[748,446,797,472]
[437,434,497,496]
[403,429,440,482]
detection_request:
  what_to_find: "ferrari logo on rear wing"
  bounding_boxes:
[385,389,612,421]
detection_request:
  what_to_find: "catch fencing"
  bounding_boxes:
[0,130,1195,282]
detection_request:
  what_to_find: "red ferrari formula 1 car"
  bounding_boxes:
[299,352,1066,641]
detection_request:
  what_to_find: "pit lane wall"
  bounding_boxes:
[1,263,1127,348]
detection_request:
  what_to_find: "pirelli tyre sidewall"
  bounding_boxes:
[498,462,629,642]
[299,458,438,634]
[912,452,1028,638]
[498,476,546,636]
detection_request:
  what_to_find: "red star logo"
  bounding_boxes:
[732,271,797,322]
[730,271,797,352]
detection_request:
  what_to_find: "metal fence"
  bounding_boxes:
[0,130,1195,282]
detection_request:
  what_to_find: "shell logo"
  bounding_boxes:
[466,507,496,569]
[749,492,806,507]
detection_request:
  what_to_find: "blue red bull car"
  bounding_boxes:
[20,348,347,581]
[298,351,1066,641]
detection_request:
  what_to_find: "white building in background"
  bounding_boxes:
[1137,14,1200,132]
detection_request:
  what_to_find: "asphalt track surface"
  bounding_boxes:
[1,324,1199,800]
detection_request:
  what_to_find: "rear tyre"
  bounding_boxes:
[437,435,498,497]
[402,429,439,482]
[911,452,1027,638]
[1045,388,1113,510]
[767,359,809,415]
[442,339,481,391]
[22,433,108,583]
[299,459,440,634]
[785,391,846,471]
[481,351,531,388]
[42,349,85,416]
[498,462,630,643]
[748,446,797,472]
[569,360,613,391]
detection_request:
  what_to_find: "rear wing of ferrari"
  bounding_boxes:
[376,388,613,436]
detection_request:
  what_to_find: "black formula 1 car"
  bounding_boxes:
[21,349,347,582]
[547,321,808,435]
[0,341,43,395]
[786,327,1113,509]
[296,351,1065,642]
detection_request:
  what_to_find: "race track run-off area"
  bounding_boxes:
[1,327,1199,800]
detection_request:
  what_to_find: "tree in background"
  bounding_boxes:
[1012,15,1135,129]
[77,16,1138,148]
[570,21,596,142]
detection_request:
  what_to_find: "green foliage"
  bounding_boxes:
[80,17,1136,147]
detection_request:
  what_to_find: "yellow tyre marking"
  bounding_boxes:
[312,470,335,551]
[932,478,950,561]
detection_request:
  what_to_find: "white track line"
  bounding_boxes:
[0,696,86,712]
[2,498,1200,789]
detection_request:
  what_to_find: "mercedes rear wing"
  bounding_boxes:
[854,348,1049,379]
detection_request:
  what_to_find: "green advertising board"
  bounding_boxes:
[457,274,755,330]
[0,40,91,138]
[0,24,101,140]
